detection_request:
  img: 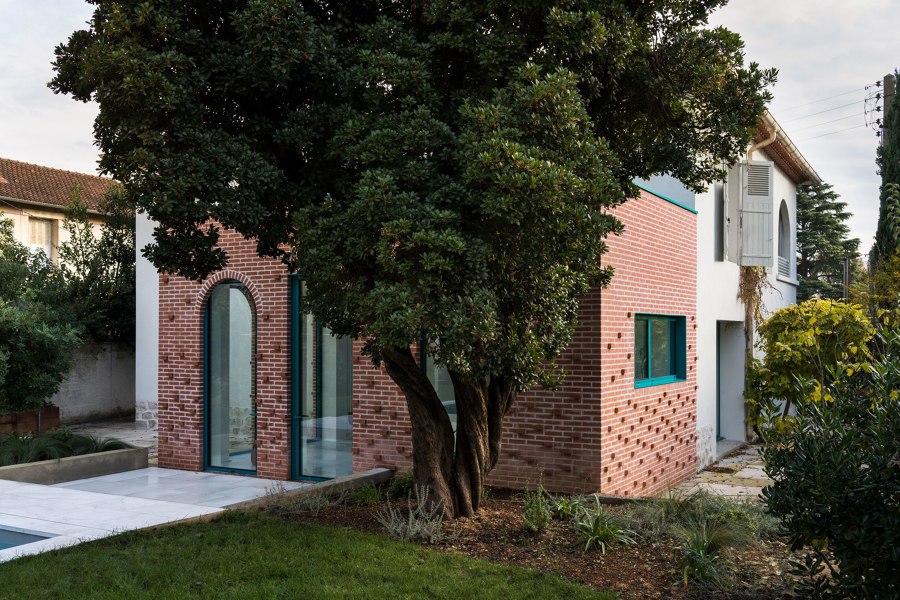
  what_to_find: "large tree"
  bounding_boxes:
[796,182,860,301]
[52,0,774,517]
[874,71,900,265]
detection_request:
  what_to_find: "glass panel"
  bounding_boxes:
[650,318,675,378]
[299,286,353,478]
[207,283,256,471]
[635,319,649,380]
[424,354,457,433]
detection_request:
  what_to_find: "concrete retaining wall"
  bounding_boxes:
[0,447,148,485]
[50,344,135,424]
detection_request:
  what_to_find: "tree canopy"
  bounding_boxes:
[52,0,775,515]
[796,182,860,302]
[874,71,900,264]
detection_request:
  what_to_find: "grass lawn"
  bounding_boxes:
[0,511,617,599]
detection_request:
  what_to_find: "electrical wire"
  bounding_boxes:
[798,123,869,142]
[784,100,862,123]
[791,112,861,133]
[778,86,870,112]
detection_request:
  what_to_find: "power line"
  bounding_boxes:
[784,100,862,123]
[798,123,869,142]
[779,86,869,112]
[791,112,861,133]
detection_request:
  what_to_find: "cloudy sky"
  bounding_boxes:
[1,1,897,254]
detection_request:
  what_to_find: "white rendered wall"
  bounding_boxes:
[51,344,135,423]
[694,147,798,468]
[135,212,159,430]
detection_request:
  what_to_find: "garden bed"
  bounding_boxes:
[268,487,799,600]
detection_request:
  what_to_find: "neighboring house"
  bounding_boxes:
[640,111,821,468]
[0,157,134,424]
[134,110,818,495]
[0,157,110,263]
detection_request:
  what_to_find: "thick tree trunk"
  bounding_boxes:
[449,374,516,516]
[381,346,457,515]
[380,346,516,518]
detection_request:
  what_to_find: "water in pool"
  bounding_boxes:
[0,528,51,550]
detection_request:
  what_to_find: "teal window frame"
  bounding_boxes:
[634,314,687,389]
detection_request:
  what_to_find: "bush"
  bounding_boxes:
[521,482,552,533]
[0,299,80,413]
[761,325,900,598]
[574,497,636,553]
[351,482,381,506]
[0,429,132,466]
[376,485,445,544]
[747,299,875,429]
[386,469,415,500]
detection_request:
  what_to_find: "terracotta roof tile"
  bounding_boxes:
[0,157,117,212]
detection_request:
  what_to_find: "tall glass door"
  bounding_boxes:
[206,282,256,473]
[292,280,353,479]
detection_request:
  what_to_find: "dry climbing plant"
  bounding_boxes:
[738,266,774,439]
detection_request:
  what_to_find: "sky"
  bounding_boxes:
[0,1,898,255]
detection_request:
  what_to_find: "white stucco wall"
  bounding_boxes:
[135,212,159,430]
[694,147,799,468]
[50,344,135,423]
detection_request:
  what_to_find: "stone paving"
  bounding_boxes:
[676,445,772,501]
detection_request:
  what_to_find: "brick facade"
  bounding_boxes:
[157,189,697,496]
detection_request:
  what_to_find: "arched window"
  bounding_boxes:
[206,281,257,473]
[777,201,791,278]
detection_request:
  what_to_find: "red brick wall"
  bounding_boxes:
[597,190,698,496]
[159,189,697,496]
[157,228,292,480]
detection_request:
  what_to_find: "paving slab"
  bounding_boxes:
[0,468,305,563]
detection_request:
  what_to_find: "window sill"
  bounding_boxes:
[776,274,798,286]
[635,376,686,389]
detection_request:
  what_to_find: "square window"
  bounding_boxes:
[634,315,686,388]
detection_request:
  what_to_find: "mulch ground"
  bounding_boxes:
[281,489,798,600]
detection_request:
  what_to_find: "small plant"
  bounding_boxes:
[0,431,132,466]
[551,495,582,520]
[351,482,381,506]
[376,485,445,544]
[678,530,725,587]
[574,498,636,553]
[521,481,552,533]
[386,470,415,500]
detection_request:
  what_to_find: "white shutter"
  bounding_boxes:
[28,218,53,259]
[740,161,773,267]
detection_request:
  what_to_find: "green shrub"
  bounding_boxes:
[386,469,415,500]
[521,482,552,533]
[574,498,636,553]
[762,327,900,598]
[351,482,381,507]
[0,430,132,466]
[376,485,445,544]
[551,495,583,520]
[747,299,875,429]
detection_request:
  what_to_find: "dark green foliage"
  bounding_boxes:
[796,182,860,302]
[521,482,552,533]
[875,71,900,264]
[761,326,900,598]
[351,482,381,507]
[386,469,415,500]
[56,189,136,344]
[0,220,80,413]
[0,429,132,466]
[51,0,774,514]
[573,498,636,553]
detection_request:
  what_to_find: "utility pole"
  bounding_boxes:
[884,73,895,146]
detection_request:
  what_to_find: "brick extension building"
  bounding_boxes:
[149,186,697,496]
[137,111,819,495]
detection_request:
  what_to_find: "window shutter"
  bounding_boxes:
[740,160,773,267]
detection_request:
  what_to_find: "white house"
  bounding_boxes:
[641,111,821,467]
